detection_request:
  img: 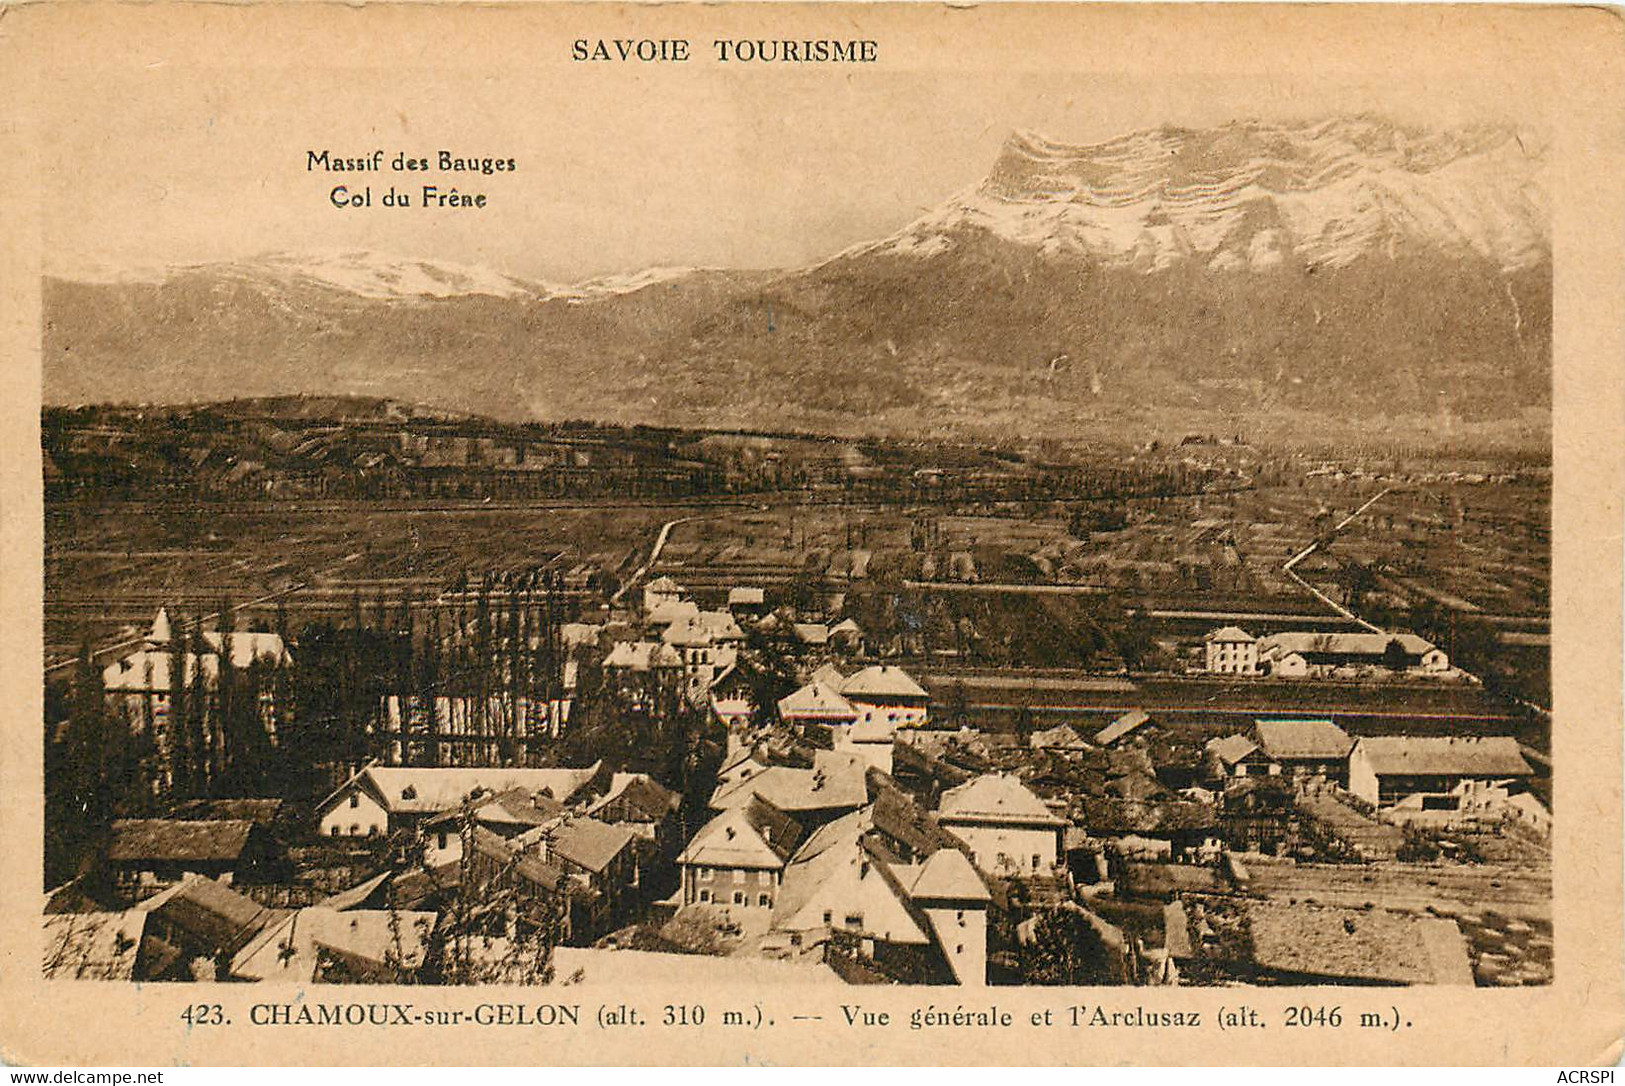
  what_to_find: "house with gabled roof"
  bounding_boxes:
[839,664,930,729]
[102,610,293,769]
[1251,718,1355,785]
[104,818,270,904]
[777,679,859,731]
[1206,733,1269,780]
[765,792,992,986]
[1256,630,1449,677]
[936,774,1067,877]
[1348,736,1533,810]
[1029,721,1093,753]
[642,575,686,616]
[678,797,805,910]
[316,761,602,838]
[230,904,437,984]
[135,875,275,981]
[707,749,870,829]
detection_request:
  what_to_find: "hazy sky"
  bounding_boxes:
[35,5,1546,283]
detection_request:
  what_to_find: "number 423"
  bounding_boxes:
[181,1004,226,1026]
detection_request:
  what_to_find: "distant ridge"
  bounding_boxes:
[43,116,1550,447]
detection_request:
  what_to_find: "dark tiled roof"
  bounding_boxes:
[1254,719,1354,761]
[108,819,253,864]
[166,799,284,826]
[548,818,637,875]
[1083,796,1217,835]
[148,877,271,953]
[744,796,808,864]
[603,777,680,822]
[868,780,964,858]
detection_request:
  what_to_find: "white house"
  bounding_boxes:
[936,774,1066,877]
[770,810,991,985]
[102,610,293,762]
[641,576,686,616]
[316,762,602,838]
[1203,626,1258,675]
[839,665,930,729]
[677,797,805,910]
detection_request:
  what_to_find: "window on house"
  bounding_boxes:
[733,869,745,884]
[844,913,863,929]
[699,889,710,903]
[330,825,340,837]
[758,893,770,907]
[368,825,378,838]
[1032,854,1041,870]
[349,794,360,809]
[955,944,964,955]
[349,824,360,836]
[733,891,744,906]
[956,910,965,925]
[437,833,448,850]
[822,910,833,926]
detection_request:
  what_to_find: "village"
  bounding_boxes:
[44,540,1552,989]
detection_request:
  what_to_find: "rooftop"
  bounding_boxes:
[1246,901,1474,985]
[1253,718,1355,761]
[1353,735,1533,778]
[680,797,806,869]
[840,665,928,702]
[324,763,602,816]
[107,819,254,864]
[1258,631,1438,659]
[547,817,638,875]
[777,680,858,721]
[709,750,870,814]
[903,847,991,904]
[1207,734,1261,765]
[1095,709,1154,747]
[938,774,1065,827]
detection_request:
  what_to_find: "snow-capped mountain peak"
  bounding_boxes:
[859,117,1549,273]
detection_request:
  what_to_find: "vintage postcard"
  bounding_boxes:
[0,0,1621,1067]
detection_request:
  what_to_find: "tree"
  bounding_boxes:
[1016,905,1124,986]
[414,804,568,985]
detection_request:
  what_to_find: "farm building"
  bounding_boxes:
[104,818,271,904]
[1256,631,1449,677]
[1347,736,1533,810]
[1251,719,1355,786]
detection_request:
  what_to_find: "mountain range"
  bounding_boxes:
[43,116,1552,447]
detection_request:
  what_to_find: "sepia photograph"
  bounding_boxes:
[3,0,1621,1068]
